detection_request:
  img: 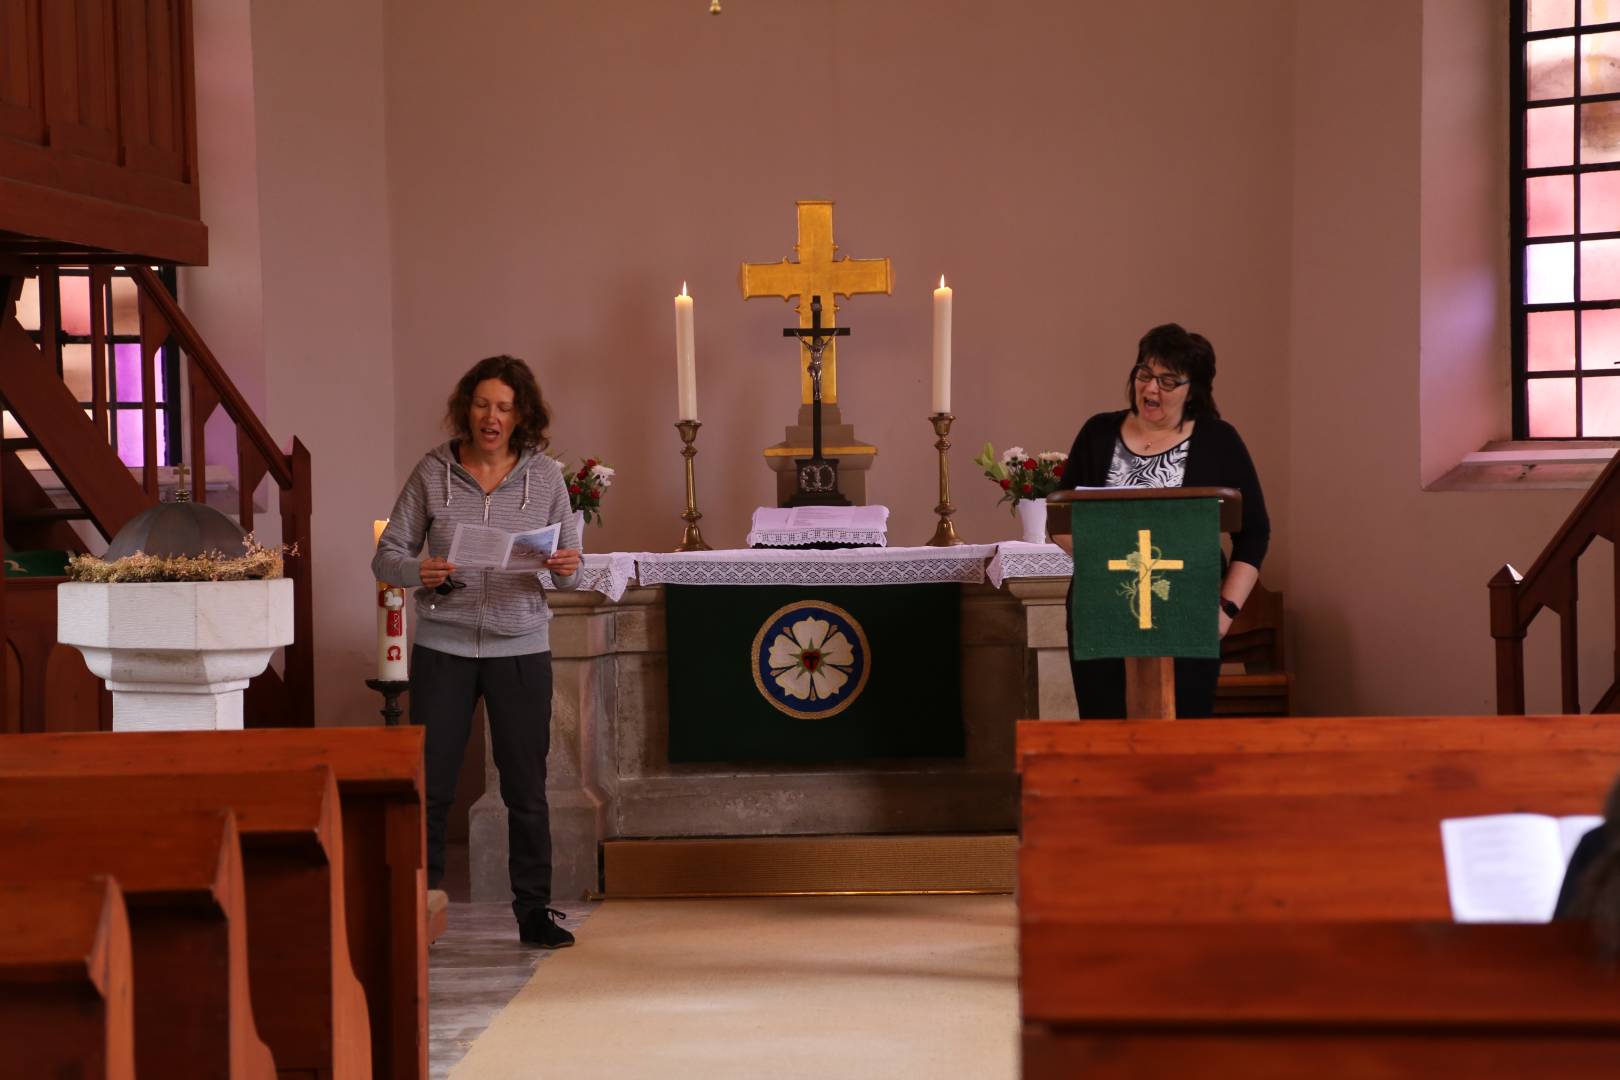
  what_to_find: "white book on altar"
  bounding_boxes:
[1440,813,1602,923]
[747,505,890,547]
[447,521,560,571]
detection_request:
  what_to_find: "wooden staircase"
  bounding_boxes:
[0,0,312,731]
[0,269,313,732]
[1491,451,1620,714]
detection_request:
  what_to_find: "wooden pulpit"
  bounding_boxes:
[1048,488,1241,719]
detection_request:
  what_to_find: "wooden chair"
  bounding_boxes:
[0,876,134,1080]
[0,769,370,1080]
[0,807,276,1079]
[0,728,428,1080]
[1215,581,1290,715]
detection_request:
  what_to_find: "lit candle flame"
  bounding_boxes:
[681,282,689,297]
[939,275,947,289]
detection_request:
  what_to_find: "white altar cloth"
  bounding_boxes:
[986,541,1073,587]
[539,552,638,602]
[545,544,1072,601]
[633,544,1001,587]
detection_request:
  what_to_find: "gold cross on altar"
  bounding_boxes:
[740,200,893,405]
[1108,529,1185,630]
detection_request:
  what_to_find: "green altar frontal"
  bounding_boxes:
[665,582,965,763]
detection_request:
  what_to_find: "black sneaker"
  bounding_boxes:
[519,907,576,949]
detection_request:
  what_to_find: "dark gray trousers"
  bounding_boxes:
[410,645,553,919]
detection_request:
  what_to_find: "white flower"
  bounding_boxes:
[1038,451,1066,462]
[767,616,856,702]
[589,464,615,486]
[1000,445,1027,465]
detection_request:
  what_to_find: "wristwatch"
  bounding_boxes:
[1219,597,1241,619]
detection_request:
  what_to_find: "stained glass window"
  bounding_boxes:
[10,268,179,470]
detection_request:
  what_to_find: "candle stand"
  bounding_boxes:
[364,678,409,726]
[925,412,964,546]
[676,420,712,551]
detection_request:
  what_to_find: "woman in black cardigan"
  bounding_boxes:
[1058,323,1270,718]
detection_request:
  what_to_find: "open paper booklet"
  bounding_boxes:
[446,522,560,572]
[1440,813,1603,923]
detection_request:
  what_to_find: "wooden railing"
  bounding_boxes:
[1491,451,1620,714]
[0,267,312,730]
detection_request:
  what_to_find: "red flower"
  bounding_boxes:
[1021,482,1034,495]
[1023,458,1037,471]
[1054,463,1065,477]
[999,478,1012,490]
[585,459,597,469]
[569,484,581,495]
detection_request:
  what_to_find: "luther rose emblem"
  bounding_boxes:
[751,601,871,719]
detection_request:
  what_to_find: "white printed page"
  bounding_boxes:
[1440,814,1567,923]
[1558,815,1605,863]
[503,523,560,571]
[447,523,513,569]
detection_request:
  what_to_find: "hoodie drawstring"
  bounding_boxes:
[522,468,530,510]
[444,459,452,508]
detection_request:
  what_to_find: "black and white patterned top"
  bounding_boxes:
[1105,436,1189,489]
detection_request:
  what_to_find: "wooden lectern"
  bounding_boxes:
[1048,488,1241,719]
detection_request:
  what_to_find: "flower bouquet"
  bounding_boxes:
[565,458,614,526]
[970,443,1067,511]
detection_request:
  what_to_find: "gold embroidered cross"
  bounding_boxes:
[1108,529,1184,630]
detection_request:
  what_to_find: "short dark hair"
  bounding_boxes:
[445,355,551,452]
[1125,323,1220,423]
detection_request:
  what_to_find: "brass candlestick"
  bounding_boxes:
[675,420,712,551]
[925,412,964,546]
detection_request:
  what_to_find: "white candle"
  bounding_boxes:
[374,519,408,681]
[675,283,697,421]
[932,275,953,415]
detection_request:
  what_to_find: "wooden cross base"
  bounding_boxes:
[1124,657,1176,720]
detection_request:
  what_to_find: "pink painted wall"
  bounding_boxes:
[183,0,1611,719]
[382,0,1296,583]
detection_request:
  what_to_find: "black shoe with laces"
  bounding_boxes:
[519,907,576,949]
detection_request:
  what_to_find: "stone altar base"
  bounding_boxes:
[469,577,1075,903]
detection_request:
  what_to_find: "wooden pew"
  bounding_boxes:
[1017,740,1620,1075]
[0,727,428,1080]
[0,876,134,1080]
[0,807,277,1079]
[0,769,369,1080]
[1015,714,1620,770]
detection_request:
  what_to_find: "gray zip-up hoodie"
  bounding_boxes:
[372,441,581,658]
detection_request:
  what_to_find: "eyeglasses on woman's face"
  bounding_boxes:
[1132,366,1191,393]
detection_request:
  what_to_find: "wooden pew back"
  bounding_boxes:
[0,727,426,1080]
[1020,748,1618,921]
[1015,715,1620,770]
[0,769,370,1079]
[0,876,134,1080]
[0,806,276,1079]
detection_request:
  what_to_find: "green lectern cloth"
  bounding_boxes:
[666,583,964,763]
[1070,498,1220,660]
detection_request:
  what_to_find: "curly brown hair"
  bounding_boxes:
[444,355,551,452]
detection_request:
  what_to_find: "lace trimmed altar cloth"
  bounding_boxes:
[544,543,1072,601]
[986,541,1073,587]
[634,544,1001,587]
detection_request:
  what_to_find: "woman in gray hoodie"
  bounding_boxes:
[373,355,582,948]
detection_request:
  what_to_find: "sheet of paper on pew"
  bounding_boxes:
[1440,813,1603,923]
[746,505,890,548]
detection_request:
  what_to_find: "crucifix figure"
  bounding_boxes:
[741,200,892,406]
[782,296,850,506]
[1108,529,1185,630]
